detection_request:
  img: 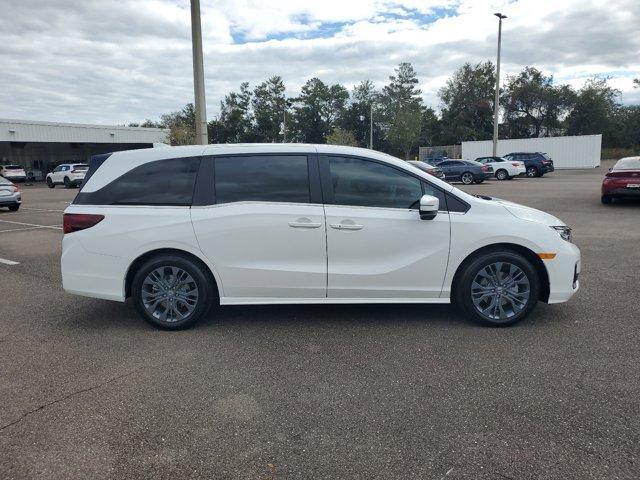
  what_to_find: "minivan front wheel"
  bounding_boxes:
[455,251,539,327]
[132,254,213,330]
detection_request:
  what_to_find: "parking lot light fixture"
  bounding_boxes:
[493,12,507,157]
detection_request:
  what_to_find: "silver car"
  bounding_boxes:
[0,177,21,211]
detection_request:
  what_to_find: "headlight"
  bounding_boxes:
[551,226,572,243]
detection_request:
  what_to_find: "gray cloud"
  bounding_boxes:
[0,0,638,125]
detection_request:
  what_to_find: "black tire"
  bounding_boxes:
[507,176,514,180]
[454,250,540,327]
[461,172,474,185]
[601,195,612,204]
[131,254,214,330]
[526,166,539,178]
[495,169,509,181]
[46,177,55,188]
[8,204,20,211]
[64,177,71,188]
[474,178,484,184]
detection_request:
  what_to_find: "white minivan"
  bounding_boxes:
[62,144,580,330]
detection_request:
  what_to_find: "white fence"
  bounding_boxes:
[461,134,601,169]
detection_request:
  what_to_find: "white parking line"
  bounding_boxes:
[0,258,20,266]
[21,207,65,213]
[0,226,51,233]
[0,219,63,230]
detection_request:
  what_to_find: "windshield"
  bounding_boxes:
[4,165,23,170]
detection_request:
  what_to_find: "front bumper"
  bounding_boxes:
[545,241,581,304]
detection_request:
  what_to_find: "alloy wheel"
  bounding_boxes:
[470,262,531,322]
[526,167,538,177]
[461,172,474,185]
[496,170,508,180]
[141,266,199,323]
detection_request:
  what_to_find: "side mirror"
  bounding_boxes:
[419,194,439,220]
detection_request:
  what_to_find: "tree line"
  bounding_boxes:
[131,63,640,159]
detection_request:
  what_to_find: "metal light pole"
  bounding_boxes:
[492,12,506,156]
[369,103,373,149]
[191,0,208,145]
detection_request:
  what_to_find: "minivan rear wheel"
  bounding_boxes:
[454,251,539,327]
[132,254,213,330]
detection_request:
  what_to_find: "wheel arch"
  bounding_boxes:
[124,248,221,300]
[451,243,550,303]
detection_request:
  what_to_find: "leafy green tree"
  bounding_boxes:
[291,78,348,143]
[252,76,287,142]
[565,78,618,139]
[419,106,442,148]
[159,103,196,145]
[326,127,359,146]
[339,80,384,149]
[502,67,574,138]
[438,61,495,144]
[218,82,254,143]
[387,103,422,159]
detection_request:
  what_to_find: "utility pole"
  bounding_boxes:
[283,108,287,143]
[492,12,507,156]
[369,103,373,149]
[191,0,208,145]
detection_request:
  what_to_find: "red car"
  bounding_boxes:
[602,156,640,204]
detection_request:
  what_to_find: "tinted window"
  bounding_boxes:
[329,157,422,209]
[74,157,200,206]
[445,192,469,213]
[215,155,310,204]
[438,161,454,167]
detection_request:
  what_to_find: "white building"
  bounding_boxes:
[461,134,601,169]
[0,119,168,179]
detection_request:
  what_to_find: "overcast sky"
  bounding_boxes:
[1,0,638,125]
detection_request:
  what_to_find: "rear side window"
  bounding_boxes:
[214,155,310,204]
[74,157,200,206]
[328,156,423,209]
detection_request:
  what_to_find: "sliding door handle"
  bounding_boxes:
[330,223,364,231]
[289,218,322,229]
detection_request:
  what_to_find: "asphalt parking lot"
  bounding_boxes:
[1,161,639,479]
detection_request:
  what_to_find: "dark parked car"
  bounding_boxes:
[433,160,492,185]
[407,161,446,180]
[502,152,554,178]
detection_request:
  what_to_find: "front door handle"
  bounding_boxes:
[289,218,322,229]
[330,221,364,231]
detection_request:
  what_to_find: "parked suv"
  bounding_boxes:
[46,163,89,188]
[0,165,27,182]
[503,152,554,177]
[62,144,580,330]
[475,156,526,180]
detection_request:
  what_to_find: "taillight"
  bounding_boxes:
[512,163,520,167]
[63,213,104,234]
[481,165,489,172]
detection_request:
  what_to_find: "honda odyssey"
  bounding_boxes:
[61,144,580,329]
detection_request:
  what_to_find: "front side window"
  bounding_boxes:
[328,156,423,209]
[214,155,310,204]
[74,157,200,206]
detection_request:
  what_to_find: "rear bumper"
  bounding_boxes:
[0,193,21,205]
[61,234,128,302]
[4,176,26,182]
[602,185,640,198]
